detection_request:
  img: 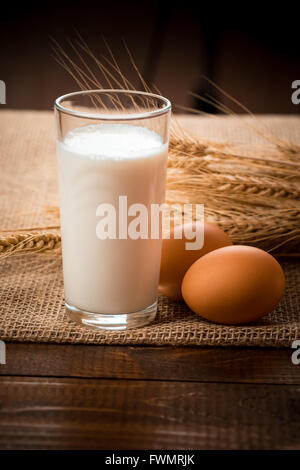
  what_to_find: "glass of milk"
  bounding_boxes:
[55,90,171,330]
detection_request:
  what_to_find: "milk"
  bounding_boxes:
[57,123,168,314]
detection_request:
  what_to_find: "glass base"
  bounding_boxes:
[65,300,157,330]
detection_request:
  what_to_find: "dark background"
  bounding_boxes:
[1,0,300,113]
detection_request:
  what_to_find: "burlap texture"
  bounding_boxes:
[0,110,299,347]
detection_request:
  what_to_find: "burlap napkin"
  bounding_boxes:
[0,110,299,347]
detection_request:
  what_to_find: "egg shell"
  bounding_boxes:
[181,245,285,325]
[159,222,232,300]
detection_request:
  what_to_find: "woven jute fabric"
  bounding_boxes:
[0,253,299,347]
[0,110,299,347]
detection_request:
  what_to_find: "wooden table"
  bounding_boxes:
[0,343,299,450]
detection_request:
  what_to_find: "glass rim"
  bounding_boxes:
[55,89,171,121]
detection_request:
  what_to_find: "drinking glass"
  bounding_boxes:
[55,89,171,330]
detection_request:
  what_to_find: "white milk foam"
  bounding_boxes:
[57,123,168,314]
[62,123,164,159]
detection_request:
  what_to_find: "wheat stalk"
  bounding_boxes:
[0,232,61,258]
[1,35,299,258]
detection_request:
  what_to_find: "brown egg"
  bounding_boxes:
[159,222,232,300]
[182,245,285,324]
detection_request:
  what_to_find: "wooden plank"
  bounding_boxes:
[0,343,299,384]
[0,376,299,450]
